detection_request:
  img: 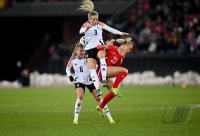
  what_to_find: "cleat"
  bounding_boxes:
[108,117,115,124]
[73,119,78,125]
[110,88,122,97]
[102,80,107,87]
[96,106,106,118]
[96,89,102,96]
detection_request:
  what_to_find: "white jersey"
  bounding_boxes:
[69,57,92,85]
[79,21,122,50]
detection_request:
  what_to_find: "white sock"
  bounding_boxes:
[99,99,111,118]
[103,105,111,118]
[90,69,100,90]
[74,98,82,120]
[100,58,107,82]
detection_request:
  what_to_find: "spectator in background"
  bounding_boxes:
[107,0,200,55]
[18,69,30,87]
[57,42,69,57]
[48,44,61,73]
[187,31,199,53]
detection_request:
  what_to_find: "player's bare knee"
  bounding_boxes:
[97,50,106,59]
[78,96,83,100]
[96,96,101,102]
[122,68,128,74]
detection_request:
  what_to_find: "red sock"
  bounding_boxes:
[113,71,128,88]
[100,92,115,109]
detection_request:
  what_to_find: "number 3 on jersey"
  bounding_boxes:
[94,30,97,35]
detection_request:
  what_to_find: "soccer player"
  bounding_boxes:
[95,37,134,115]
[78,0,129,96]
[66,41,115,124]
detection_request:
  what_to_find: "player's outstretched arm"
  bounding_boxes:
[121,32,129,35]
[66,60,74,82]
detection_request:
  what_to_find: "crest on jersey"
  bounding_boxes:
[76,83,80,87]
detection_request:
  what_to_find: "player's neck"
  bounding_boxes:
[76,56,83,59]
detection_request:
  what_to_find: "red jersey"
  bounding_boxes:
[106,45,125,66]
[97,45,125,80]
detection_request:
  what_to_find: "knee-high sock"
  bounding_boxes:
[99,99,111,118]
[113,71,128,88]
[90,69,100,90]
[99,92,115,109]
[100,58,107,81]
[74,98,82,120]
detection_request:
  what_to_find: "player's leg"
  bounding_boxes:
[98,67,128,114]
[107,66,128,96]
[99,78,116,109]
[89,86,106,118]
[89,84,115,124]
[88,84,106,118]
[97,49,107,85]
[87,57,102,96]
[73,83,85,125]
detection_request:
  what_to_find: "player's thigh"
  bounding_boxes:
[91,89,100,102]
[87,84,100,102]
[85,48,98,69]
[75,83,85,99]
[97,49,106,59]
[107,66,127,78]
[87,58,97,69]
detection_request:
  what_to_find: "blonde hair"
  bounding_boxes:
[78,0,98,19]
[116,37,133,45]
[71,42,84,58]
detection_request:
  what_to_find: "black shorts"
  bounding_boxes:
[85,48,99,61]
[74,83,96,93]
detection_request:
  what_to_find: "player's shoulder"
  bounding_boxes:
[81,22,88,28]
[80,57,87,61]
[98,21,106,27]
[107,45,118,50]
[73,57,87,62]
[70,57,76,62]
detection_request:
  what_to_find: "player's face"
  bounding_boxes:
[89,15,98,26]
[122,43,133,53]
[76,47,84,58]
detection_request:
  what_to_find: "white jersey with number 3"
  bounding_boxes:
[79,21,122,50]
[71,58,92,85]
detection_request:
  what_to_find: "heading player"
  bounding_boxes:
[78,0,129,96]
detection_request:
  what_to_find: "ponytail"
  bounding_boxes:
[78,0,98,19]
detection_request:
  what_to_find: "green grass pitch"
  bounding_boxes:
[0,85,200,136]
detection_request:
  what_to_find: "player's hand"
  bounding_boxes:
[69,76,74,82]
[122,32,129,36]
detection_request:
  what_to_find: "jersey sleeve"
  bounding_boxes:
[66,60,72,76]
[100,21,122,35]
[79,23,87,34]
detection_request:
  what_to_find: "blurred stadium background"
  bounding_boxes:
[0,0,200,87]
